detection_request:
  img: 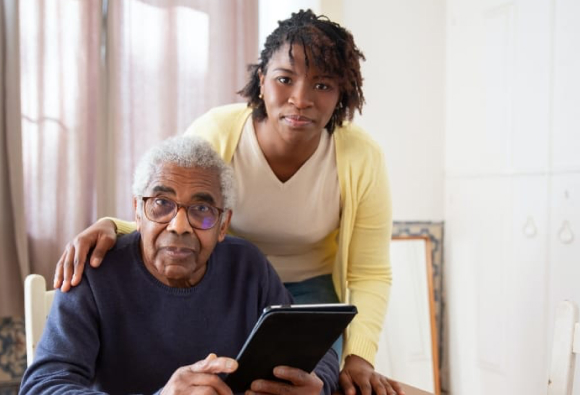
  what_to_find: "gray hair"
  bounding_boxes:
[132,135,235,211]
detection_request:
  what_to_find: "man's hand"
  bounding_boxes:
[247,366,323,395]
[54,218,117,292]
[339,355,404,395]
[161,353,238,395]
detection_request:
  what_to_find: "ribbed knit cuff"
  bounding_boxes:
[342,333,378,367]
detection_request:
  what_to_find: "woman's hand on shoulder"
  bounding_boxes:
[339,354,404,395]
[54,218,117,292]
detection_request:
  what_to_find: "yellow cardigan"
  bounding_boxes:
[184,103,393,365]
[116,103,393,364]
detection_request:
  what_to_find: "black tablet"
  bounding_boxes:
[224,303,357,393]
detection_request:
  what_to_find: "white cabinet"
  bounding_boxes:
[549,175,580,390]
[552,0,580,172]
[445,178,513,393]
[510,0,551,173]
[445,176,550,394]
[549,175,580,310]
[445,0,580,393]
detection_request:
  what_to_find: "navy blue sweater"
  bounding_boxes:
[20,232,339,394]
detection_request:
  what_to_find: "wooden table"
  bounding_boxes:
[399,382,435,395]
[332,382,434,395]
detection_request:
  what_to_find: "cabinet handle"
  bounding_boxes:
[558,221,574,244]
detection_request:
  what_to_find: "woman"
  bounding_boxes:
[55,10,402,395]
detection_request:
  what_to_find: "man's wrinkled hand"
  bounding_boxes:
[161,353,238,395]
[246,365,323,395]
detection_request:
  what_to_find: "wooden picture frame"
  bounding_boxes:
[375,236,441,395]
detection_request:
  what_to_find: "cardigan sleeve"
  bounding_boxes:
[103,217,137,235]
[341,137,393,366]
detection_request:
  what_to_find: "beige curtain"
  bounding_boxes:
[107,0,258,220]
[0,0,258,316]
[0,0,29,317]
[19,0,106,285]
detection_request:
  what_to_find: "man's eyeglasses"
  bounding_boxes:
[141,196,224,230]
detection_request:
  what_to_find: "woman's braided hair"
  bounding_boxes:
[238,9,365,134]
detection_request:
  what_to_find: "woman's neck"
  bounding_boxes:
[254,119,322,183]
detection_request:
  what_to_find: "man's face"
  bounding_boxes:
[134,163,231,288]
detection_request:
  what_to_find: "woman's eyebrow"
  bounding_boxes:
[313,75,335,81]
[272,67,296,74]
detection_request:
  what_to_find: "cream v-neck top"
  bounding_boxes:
[229,119,341,282]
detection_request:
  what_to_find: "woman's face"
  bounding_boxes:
[258,43,340,145]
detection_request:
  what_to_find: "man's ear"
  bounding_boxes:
[217,210,232,242]
[133,197,142,231]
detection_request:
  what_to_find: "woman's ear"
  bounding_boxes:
[258,68,265,91]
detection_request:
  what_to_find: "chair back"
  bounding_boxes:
[24,274,55,366]
[548,300,580,395]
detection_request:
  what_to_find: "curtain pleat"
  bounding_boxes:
[0,0,29,317]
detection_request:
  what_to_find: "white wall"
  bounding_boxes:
[259,1,446,222]
[341,1,445,221]
[259,0,321,50]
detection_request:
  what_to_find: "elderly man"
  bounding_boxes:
[20,136,339,395]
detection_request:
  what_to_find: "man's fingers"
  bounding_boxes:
[184,373,232,395]
[272,366,314,384]
[168,368,233,395]
[251,367,323,394]
[189,356,238,374]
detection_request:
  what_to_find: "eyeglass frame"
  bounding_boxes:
[139,196,225,230]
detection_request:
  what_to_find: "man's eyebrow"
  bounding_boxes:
[192,192,216,205]
[151,185,176,195]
